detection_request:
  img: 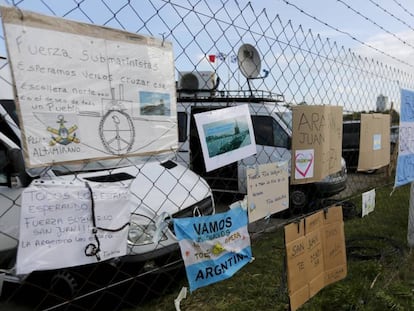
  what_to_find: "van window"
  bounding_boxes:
[251,115,289,148]
[177,111,187,142]
[0,143,8,185]
[0,100,20,147]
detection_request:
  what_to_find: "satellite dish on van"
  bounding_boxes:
[237,44,269,97]
[238,44,261,79]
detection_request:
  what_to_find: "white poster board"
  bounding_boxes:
[246,162,289,223]
[194,105,256,172]
[1,6,177,168]
[16,180,131,275]
[362,189,376,217]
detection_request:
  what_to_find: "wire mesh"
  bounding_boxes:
[0,0,412,310]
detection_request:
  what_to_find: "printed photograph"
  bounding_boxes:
[203,116,251,157]
[194,104,256,172]
[139,91,171,116]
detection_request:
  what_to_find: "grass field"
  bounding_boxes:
[137,183,414,311]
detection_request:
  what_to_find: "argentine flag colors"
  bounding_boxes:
[174,207,252,292]
[395,88,414,187]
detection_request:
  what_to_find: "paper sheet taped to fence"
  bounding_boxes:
[1,6,177,168]
[362,189,376,217]
[194,105,256,172]
[174,207,252,292]
[16,180,131,275]
[284,206,347,311]
[291,105,343,184]
[246,162,289,223]
[395,88,414,187]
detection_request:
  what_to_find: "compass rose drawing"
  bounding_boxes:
[47,115,80,146]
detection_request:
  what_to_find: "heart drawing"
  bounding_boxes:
[295,152,314,178]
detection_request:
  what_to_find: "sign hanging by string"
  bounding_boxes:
[16,180,131,275]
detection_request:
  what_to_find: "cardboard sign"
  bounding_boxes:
[174,207,252,292]
[357,114,390,171]
[246,162,289,223]
[16,180,131,275]
[1,6,177,168]
[395,88,414,187]
[362,189,376,217]
[285,206,347,311]
[194,105,256,172]
[291,105,343,184]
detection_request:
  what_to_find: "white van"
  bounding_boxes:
[0,98,215,294]
[175,89,347,212]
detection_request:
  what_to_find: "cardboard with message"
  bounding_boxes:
[285,205,347,311]
[291,105,343,184]
[358,113,390,171]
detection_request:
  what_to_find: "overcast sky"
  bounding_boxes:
[263,0,414,72]
[1,0,414,72]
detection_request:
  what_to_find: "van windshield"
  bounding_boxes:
[277,111,292,130]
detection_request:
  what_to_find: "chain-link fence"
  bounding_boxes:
[0,0,413,310]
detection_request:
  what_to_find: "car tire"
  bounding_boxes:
[290,188,307,211]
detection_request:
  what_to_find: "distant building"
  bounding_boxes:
[376,94,389,112]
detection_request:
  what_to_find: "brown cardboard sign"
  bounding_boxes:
[291,105,343,184]
[358,114,390,171]
[284,206,347,311]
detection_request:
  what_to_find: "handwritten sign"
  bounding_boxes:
[1,6,177,168]
[357,114,390,171]
[194,105,256,172]
[285,206,347,311]
[362,189,376,217]
[16,180,131,275]
[246,162,289,222]
[395,88,414,187]
[291,105,343,184]
[174,207,252,292]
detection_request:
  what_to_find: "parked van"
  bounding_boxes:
[0,98,215,294]
[175,89,347,212]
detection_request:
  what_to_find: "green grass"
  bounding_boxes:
[135,184,414,311]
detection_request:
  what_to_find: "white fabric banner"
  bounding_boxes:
[16,180,131,275]
[2,7,177,168]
